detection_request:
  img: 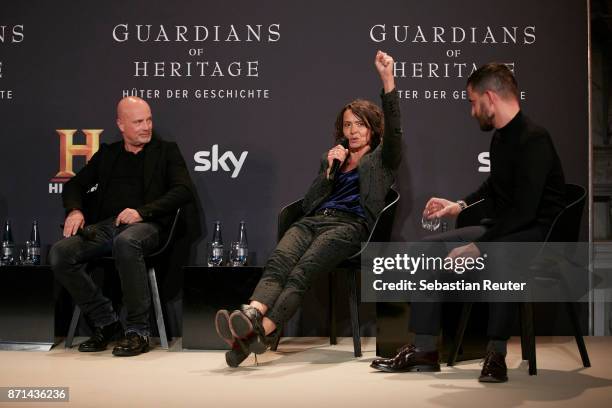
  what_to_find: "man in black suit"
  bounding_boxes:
[370,63,566,382]
[50,96,193,356]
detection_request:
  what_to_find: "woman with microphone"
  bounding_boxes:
[216,50,403,367]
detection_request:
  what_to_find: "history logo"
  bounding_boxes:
[49,129,103,194]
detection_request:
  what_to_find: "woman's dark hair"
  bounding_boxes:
[334,99,384,150]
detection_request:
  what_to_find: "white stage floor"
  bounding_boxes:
[1,336,611,407]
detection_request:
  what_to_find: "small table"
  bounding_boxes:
[182,265,263,350]
[0,265,57,351]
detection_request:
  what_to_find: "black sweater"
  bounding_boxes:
[464,111,566,242]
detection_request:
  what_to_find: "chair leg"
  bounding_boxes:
[565,302,591,367]
[148,267,169,350]
[347,268,362,357]
[329,270,337,345]
[519,311,529,360]
[521,303,537,375]
[65,305,81,349]
[447,303,473,366]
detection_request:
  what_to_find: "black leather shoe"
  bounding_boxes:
[370,344,440,373]
[112,332,150,357]
[216,309,252,368]
[229,305,264,337]
[479,351,508,383]
[229,305,270,354]
[225,331,284,368]
[77,321,122,352]
[225,337,251,368]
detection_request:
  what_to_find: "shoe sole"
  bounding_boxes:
[215,310,235,347]
[229,310,253,339]
[77,346,107,352]
[478,375,508,383]
[112,345,150,357]
[370,363,441,373]
[229,311,268,355]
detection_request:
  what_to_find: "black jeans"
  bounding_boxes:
[251,213,368,326]
[410,225,545,340]
[49,219,161,336]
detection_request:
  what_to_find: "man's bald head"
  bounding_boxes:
[116,96,153,153]
[117,96,150,120]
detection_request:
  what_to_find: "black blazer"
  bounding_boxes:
[62,136,194,230]
[301,89,403,230]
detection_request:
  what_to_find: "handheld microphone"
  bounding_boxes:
[328,138,350,182]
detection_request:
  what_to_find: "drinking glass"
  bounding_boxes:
[422,201,442,232]
[207,242,224,266]
[229,241,248,266]
[421,215,441,231]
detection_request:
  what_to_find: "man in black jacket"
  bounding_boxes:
[49,96,193,356]
[370,63,565,382]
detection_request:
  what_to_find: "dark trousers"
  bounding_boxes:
[410,224,545,340]
[49,219,161,336]
[250,213,368,326]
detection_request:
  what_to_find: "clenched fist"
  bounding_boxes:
[375,50,395,92]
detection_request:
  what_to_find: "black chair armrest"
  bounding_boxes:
[348,187,400,260]
[149,208,181,258]
[278,199,305,242]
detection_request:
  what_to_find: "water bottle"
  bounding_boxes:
[1,220,15,265]
[208,221,224,266]
[233,221,248,266]
[29,221,41,265]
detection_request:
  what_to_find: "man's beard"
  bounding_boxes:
[476,111,494,131]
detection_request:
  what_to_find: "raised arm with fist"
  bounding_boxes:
[375,50,395,93]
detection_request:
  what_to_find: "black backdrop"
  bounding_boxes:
[0,0,589,336]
